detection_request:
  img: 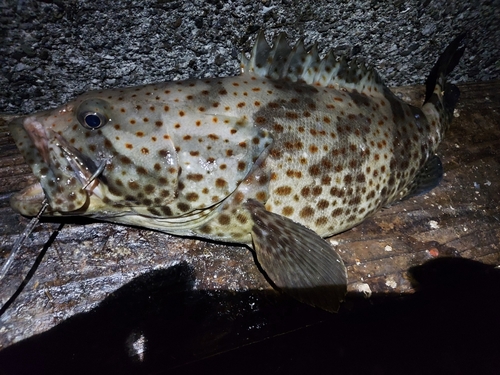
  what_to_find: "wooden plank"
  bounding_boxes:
[0,81,499,372]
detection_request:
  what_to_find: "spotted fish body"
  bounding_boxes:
[9,32,465,311]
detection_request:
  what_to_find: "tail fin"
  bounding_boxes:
[424,34,466,132]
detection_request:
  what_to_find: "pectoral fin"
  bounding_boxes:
[244,199,347,312]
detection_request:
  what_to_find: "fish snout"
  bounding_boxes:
[8,113,92,215]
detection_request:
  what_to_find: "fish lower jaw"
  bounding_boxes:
[10,182,46,216]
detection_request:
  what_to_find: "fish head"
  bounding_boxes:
[9,84,273,222]
[8,89,185,218]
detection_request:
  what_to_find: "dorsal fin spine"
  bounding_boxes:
[282,39,306,81]
[247,31,271,76]
[268,33,292,80]
[285,40,310,82]
[304,44,321,85]
[316,50,337,86]
[241,32,385,94]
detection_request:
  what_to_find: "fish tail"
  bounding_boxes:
[423,33,466,134]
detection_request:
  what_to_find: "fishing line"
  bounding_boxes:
[0,221,63,317]
[0,162,106,316]
[0,199,48,281]
[0,200,59,317]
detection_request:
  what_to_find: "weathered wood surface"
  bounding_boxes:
[0,81,499,374]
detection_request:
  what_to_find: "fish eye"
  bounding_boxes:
[82,112,107,129]
[77,98,111,130]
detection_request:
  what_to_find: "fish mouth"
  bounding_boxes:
[9,113,101,217]
[10,182,46,216]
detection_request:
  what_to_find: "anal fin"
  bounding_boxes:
[403,155,443,200]
[244,199,347,312]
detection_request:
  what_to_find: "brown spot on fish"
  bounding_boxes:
[136,166,147,175]
[275,186,292,196]
[317,200,329,210]
[331,208,343,217]
[308,165,321,176]
[312,186,323,196]
[255,117,267,125]
[299,206,314,218]
[208,134,219,140]
[237,161,246,171]
[236,213,248,224]
[315,216,328,226]
[128,181,140,190]
[218,214,231,225]
[120,156,132,164]
[216,178,227,188]
[177,202,190,212]
[186,192,199,202]
[144,185,155,194]
[255,191,267,201]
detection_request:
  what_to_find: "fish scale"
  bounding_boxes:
[8,32,465,312]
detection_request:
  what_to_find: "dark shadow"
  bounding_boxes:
[0,258,498,375]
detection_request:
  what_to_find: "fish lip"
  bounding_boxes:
[9,182,46,216]
[7,116,45,211]
[12,182,45,202]
[22,115,51,164]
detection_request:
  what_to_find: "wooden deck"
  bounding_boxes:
[0,81,499,374]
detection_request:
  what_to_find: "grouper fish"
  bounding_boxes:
[8,32,465,312]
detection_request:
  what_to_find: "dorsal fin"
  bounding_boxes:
[240,31,385,94]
